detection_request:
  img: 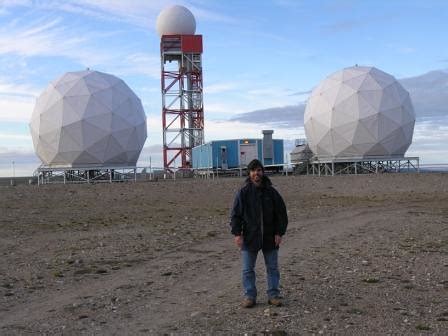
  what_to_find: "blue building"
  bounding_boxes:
[192,130,284,169]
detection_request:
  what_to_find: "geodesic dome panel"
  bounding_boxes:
[304,66,415,160]
[30,70,147,167]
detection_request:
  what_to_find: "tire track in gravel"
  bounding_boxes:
[129,206,398,333]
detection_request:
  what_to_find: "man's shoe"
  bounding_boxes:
[241,297,256,308]
[268,297,282,307]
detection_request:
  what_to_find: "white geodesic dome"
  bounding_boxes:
[29,70,147,167]
[304,66,415,159]
[156,5,196,37]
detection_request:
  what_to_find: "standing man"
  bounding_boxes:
[230,159,288,308]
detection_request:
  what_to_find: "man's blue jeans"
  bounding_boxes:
[241,248,280,300]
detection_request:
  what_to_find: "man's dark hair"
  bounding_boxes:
[247,159,264,171]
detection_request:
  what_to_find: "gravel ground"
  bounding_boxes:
[0,173,447,335]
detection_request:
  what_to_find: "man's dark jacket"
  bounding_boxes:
[230,176,288,252]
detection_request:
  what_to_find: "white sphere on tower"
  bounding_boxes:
[156,5,196,36]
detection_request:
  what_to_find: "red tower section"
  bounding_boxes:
[160,35,204,170]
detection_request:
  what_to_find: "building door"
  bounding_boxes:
[220,146,228,169]
[240,143,258,167]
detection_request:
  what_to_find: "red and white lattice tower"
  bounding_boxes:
[157,6,204,170]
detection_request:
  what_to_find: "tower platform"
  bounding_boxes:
[35,166,138,185]
[305,156,420,176]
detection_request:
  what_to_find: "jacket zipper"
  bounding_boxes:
[260,192,264,248]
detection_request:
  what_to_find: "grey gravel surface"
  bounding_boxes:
[0,173,447,335]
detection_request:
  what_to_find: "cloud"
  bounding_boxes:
[0,17,89,59]
[205,119,304,142]
[113,53,161,79]
[406,118,448,163]
[188,4,238,24]
[64,1,237,28]
[230,104,305,128]
[0,146,36,161]
[0,133,31,141]
[0,16,118,70]
[0,0,162,28]
[0,1,236,29]
[53,1,163,28]
[0,77,39,97]
[320,19,361,33]
[204,102,246,117]
[0,14,163,80]
[205,82,235,94]
[400,70,448,119]
[0,0,31,7]
[0,95,34,122]
[203,80,304,117]
[289,90,311,96]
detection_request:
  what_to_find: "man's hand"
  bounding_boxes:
[275,234,282,247]
[234,235,243,249]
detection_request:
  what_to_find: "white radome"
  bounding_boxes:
[156,5,196,36]
[304,66,415,159]
[29,70,147,167]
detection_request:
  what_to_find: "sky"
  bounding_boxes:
[0,0,448,176]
